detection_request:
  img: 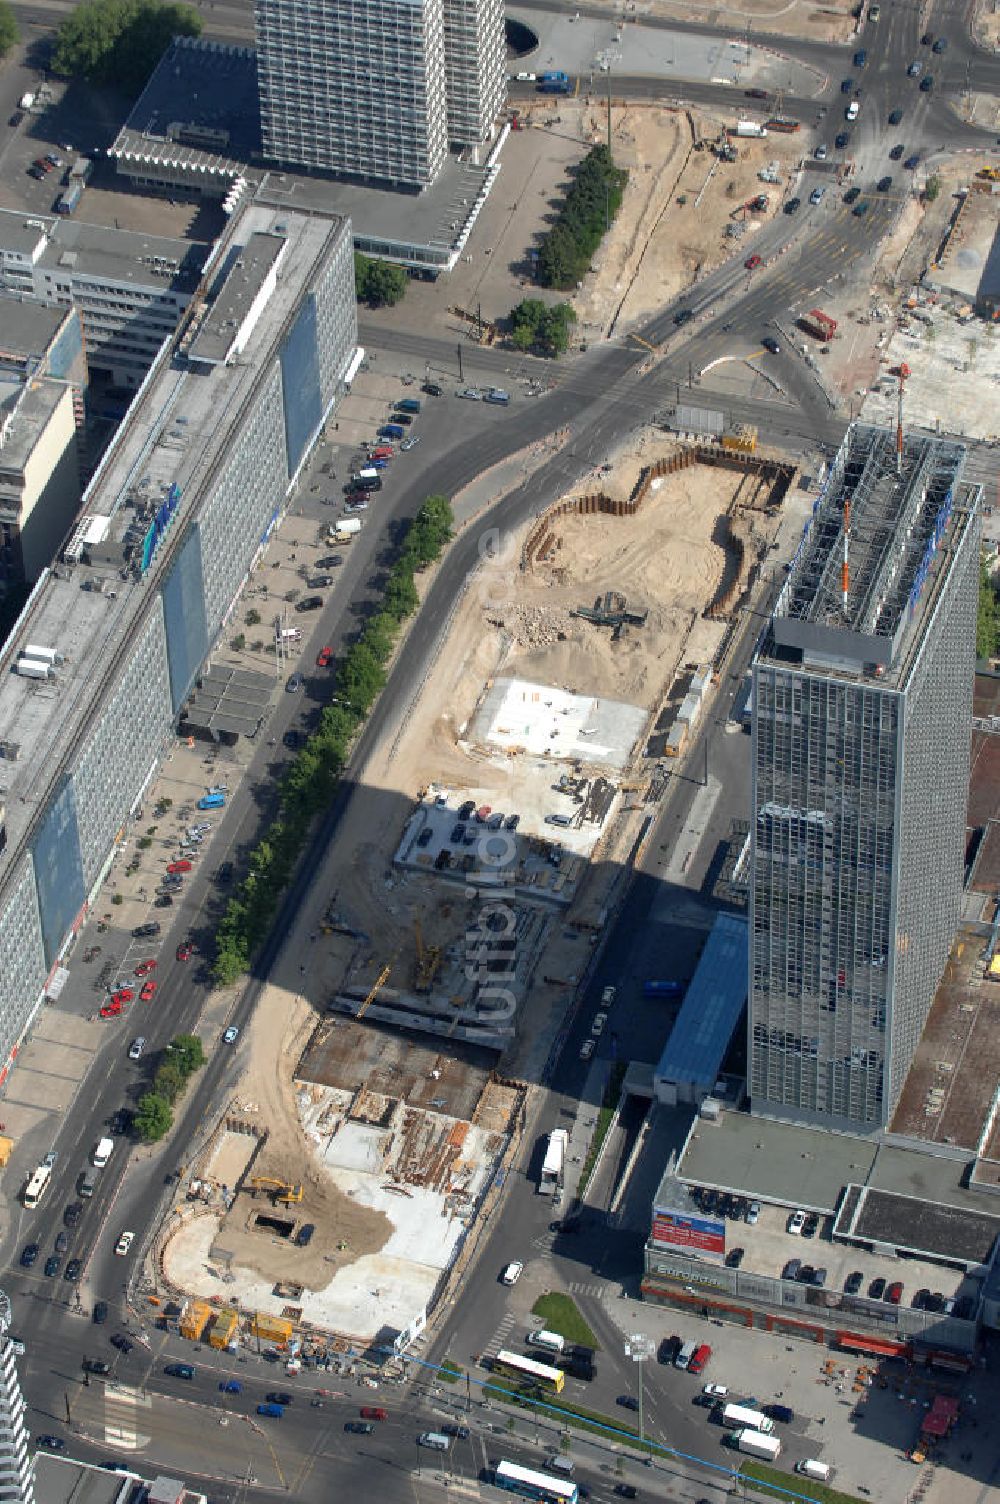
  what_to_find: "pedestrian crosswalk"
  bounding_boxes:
[567,1281,609,1299]
[481,1313,516,1360]
[100,1382,152,1450]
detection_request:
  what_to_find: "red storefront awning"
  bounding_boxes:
[835,1332,910,1358]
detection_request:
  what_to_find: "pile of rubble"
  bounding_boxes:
[488,603,576,649]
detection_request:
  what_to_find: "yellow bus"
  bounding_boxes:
[492,1350,565,1395]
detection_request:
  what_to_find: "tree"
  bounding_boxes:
[924,175,941,203]
[509,299,576,357]
[353,252,408,308]
[153,1060,186,1104]
[168,1033,206,1076]
[0,1,19,58]
[535,144,628,291]
[135,1092,173,1142]
[977,563,999,659]
[52,0,201,94]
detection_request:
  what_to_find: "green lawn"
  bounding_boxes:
[438,1360,461,1384]
[530,1293,600,1350]
[742,1459,865,1504]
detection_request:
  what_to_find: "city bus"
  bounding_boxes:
[491,1350,565,1395]
[23,1163,52,1209]
[539,1128,567,1195]
[494,1461,578,1504]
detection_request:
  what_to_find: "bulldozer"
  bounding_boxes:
[249,1176,303,1204]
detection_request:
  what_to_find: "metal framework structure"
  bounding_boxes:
[750,425,981,1133]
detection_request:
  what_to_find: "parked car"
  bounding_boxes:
[223,1025,240,1044]
[745,1201,760,1225]
[725,1247,744,1268]
[877,175,893,191]
[140,981,156,1002]
[809,187,826,205]
[889,143,904,160]
[844,1270,864,1294]
[835,131,850,148]
[44,1256,61,1277]
[801,1213,819,1238]
[784,197,801,214]
[783,1258,802,1280]
[501,1261,524,1285]
[844,186,861,203]
[869,1276,886,1300]
[134,959,156,976]
[20,1244,39,1268]
[35,1436,66,1452]
[422,382,443,396]
[316,646,334,667]
[346,1421,374,1434]
[296,1223,315,1246]
[64,1260,82,1282]
[176,942,195,962]
[579,1038,596,1060]
[93,1302,109,1324]
[296,595,323,612]
[85,1359,110,1374]
[886,1281,904,1304]
[616,1395,639,1411]
[128,1038,146,1060]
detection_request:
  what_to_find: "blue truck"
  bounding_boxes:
[56,182,82,215]
[539,71,571,94]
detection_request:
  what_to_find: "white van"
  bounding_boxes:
[796,1460,833,1482]
[527,1329,565,1356]
[418,1432,451,1451]
[674,1339,698,1370]
[92,1137,114,1168]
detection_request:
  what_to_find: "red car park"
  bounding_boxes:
[134,959,157,977]
[167,860,192,874]
[140,981,157,1002]
[745,254,762,271]
[316,646,334,668]
[176,942,196,962]
[112,987,134,1006]
[100,1001,122,1019]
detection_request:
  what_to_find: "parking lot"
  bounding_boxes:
[687,1185,977,1315]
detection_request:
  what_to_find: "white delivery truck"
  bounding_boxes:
[734,121,768,137]
[796,1459,833,1482]
[731,1429,782,1461]
[527,1329,565,1356]
[722,1404,774,1434]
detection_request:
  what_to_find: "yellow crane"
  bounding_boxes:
[357,964,391,1020]
[413,919,442,994]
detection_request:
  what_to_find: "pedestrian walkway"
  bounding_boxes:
[568,1281,611,1300]
[480,1313,517,1361]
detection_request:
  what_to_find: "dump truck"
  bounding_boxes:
[799,308,838,341]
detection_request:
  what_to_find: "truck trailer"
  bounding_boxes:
[56,182,82,215]
[733,121,768,137]
[798,308,838,341]
[731,1429,782,1460]
[722,1404,774,1433]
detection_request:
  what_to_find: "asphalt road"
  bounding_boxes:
[2,0,998,1494]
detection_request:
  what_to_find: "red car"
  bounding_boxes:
[687,1343,712,1375]
[176,942,196,962]
[134,959,157,977]
[112,987,134,1006]
[316,646,334,668]
[140,981,157,1002]
[745,254,762,271]
[167,860,192,874]
[100,1001,122,1019]
[887,1281,904,1304]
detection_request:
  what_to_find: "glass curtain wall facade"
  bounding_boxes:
[749,429,980,1134]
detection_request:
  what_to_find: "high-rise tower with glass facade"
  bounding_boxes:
[750,426,980,1133]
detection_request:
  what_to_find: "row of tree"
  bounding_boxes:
[52,0,201,94]
[135,1033,206,1142]
[213,495,454,986]
[0,1,18,60]
[509,298,577,357]
[978,562,1000,660]
[354,253,408,309]
[536,144,628,292]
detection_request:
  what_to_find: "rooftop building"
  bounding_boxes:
[750,425,980,1133]
[0,200,357,1088]
[0,210,206,388]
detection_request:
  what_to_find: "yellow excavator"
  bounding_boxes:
[249,1176,303,1204]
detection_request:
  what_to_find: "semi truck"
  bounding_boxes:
[733,121,768,138]
[731,1429,782,1460]
[798,308,838,341]
[539,70,571,94]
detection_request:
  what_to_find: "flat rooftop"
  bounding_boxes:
[0,208,204,292]
[0,202,347,903]
[470,676,647,770]
[0,295,69,359]
[34,1454,138,1504]
[0,375,68,473]
[655,912,748,1092]
[109,38,498,270]
[890,920,1000,1150]
[189,231,286,365]
[678,1110,1000,1266]
[767,425,973,682]
[933,190,1000,304]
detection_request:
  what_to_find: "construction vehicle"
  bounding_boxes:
[249,1177,303,1204]
[798,308,838,341]
[572,592,648,630]
[357,965,390,1019]
[413,920,442,994]
[766,116,800,132]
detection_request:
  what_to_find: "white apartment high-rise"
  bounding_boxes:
[0,1299,34,1504]
[442,0,506,151]
[255,0,450,187]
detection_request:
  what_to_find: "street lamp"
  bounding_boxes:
[624,1333,654,1448]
